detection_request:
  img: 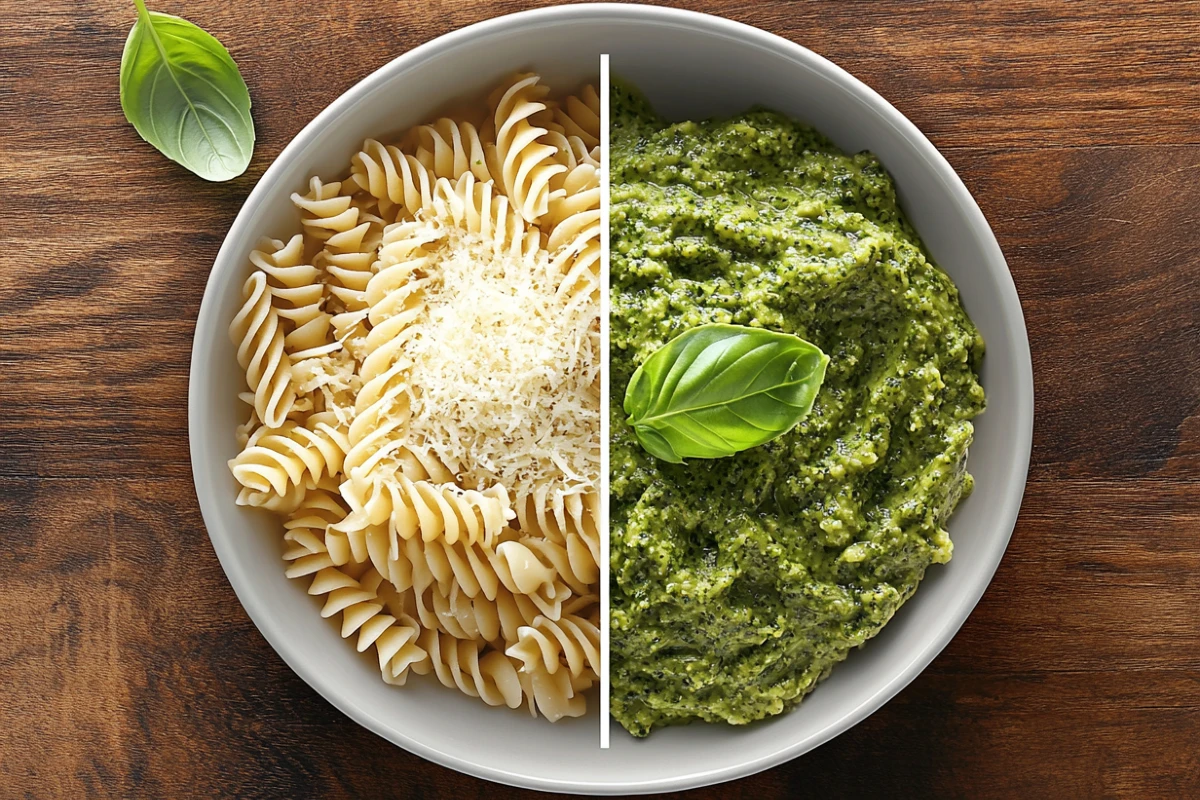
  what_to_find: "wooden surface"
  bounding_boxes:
[2,0,1198,796]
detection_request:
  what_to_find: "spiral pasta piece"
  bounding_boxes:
[337,472,514,549]
[428,172,541,259]
[292,176,360,245]
[248,234,341,363]
[411,581,551,646]
[410,626,590,720]
[498,534,598,598]
[389,530,570,622]
[506,602,600,678]
[411,628,524,708]
[294,182,385,360]
[412,117,502,184]
[490,73,567,224]
[349,139,437,219]
[229,411,350,506]
[544,162,601,316]
[515,487,599,543]
[362,222,438,369]
[336,221,440,477]
[320,212,385,309]
[282,482,349,578]
[551,84,600,150]
[545,162,601,249]
[229,271,296,429]
[308,565,426,685]
[516,659,592,722]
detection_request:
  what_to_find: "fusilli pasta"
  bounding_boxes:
[227,73,601,722]
[490,73,567,224]
[506,600,600,678]
[230,270,296,429]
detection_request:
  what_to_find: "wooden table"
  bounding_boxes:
[2,0,1197,796]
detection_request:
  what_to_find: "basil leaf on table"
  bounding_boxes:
[119,0,254,181]
[623,323,829,463]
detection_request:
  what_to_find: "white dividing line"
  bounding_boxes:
[599,51,611,751]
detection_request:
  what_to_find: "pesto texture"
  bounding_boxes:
[609,80,987,737]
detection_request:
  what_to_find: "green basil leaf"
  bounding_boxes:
[624,323,829,463]
[119,0,254,181]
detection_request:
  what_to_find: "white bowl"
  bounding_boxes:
[190,3,1033,794]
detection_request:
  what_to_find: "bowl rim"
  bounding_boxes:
[189,3,1033,793]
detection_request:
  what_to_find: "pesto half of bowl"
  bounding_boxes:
[609,80,987,738]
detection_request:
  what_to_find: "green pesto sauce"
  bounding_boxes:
[609,81,987,738]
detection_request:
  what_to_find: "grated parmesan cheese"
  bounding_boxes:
[397,221,600,499]
[291,348,361,427]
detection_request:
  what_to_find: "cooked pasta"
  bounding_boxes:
[502,534,599,596]
[490,73,567,224]
[412,117,501,184]
[413,627,591,721]
[412,581,556,646]
[248,234,338,363]
[282,484,348,577]
[392,531,573,621]
[506,601,600,679]
[307,564,427,685]
[230,271,296,429]
[337,473,514,547]
[229,411,349,507]
[227,73,601,721]
[349,139,436,218]
[551,83,601,149]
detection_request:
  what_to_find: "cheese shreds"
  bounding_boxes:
[398,220,600,499]
[291,348,361,427]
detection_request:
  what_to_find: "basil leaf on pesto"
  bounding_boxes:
[624,323,829,463]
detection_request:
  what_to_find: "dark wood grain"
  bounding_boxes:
[1,0,1198,797]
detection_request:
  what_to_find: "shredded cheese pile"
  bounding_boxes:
[400,224,600,497]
